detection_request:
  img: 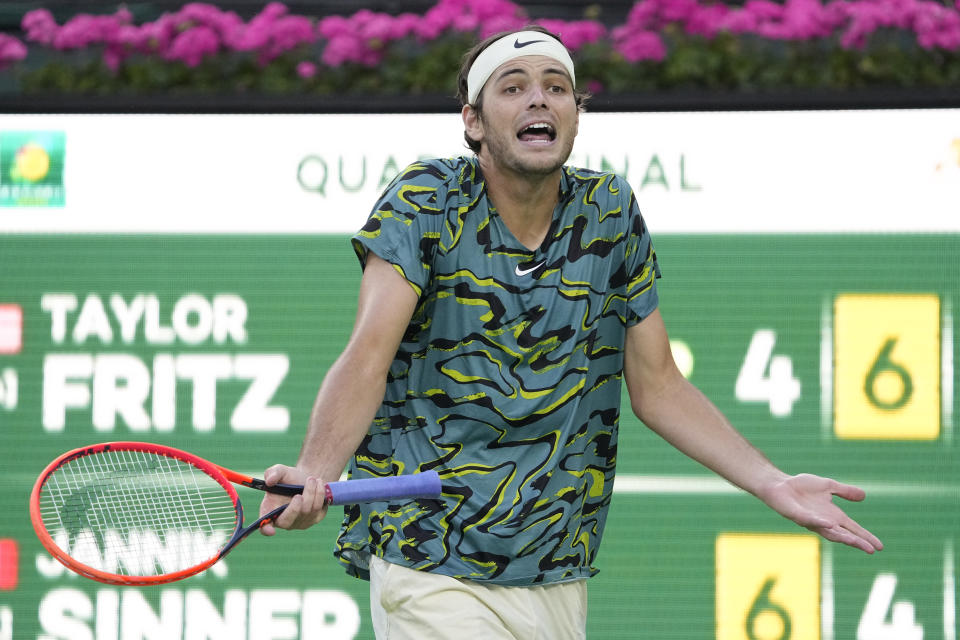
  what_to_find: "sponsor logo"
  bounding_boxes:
[0,131,65,207]
[515,261,545,277]
[514,37,545,48]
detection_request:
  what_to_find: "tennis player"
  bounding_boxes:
[260,26,883,639]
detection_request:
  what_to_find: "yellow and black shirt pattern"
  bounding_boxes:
[336,155,660,586]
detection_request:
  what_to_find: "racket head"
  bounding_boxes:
[30,442,241,586]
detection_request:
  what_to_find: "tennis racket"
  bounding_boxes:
[29,441,441,586]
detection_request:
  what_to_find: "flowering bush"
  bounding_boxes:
[3,0,960,95]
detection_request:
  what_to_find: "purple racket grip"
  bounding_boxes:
[324,471,441,505]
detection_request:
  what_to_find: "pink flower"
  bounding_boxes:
[321,34,365,67]
[165,25,220,67]
[390,13,421,39]
[781,0,832,40]
[52,16,97,50]
[0,33,28,67]
[318,15,350,40]
[478,14,527,39]
[356,11,395,42]
[116,24,144,49]
[720,9,760,34]
[616,30,668,61]
[51,13,128,50]
[452,13,481,32]
[140,16,178,54]
[586,79,604,93]
[176,3,232,29]
[745,0,785,21]
[416,6,456,40]
[297,60,317,78]
[914,1,960,49]
[235,4,283,50]
[255,2,289,23]
[623,0,662,32]
[533,20,606,50]
[253,15,315,64]
[22,8,58,45]
[661,0,700,24]
[103,47,123,71]
[839,9,877,49]
[535,19,567,37]
[685,5,731,37]
[114,7,134,25]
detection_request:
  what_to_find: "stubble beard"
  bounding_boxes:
[480,117,575,178]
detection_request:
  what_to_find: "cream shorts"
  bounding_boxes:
[369,555,588,640]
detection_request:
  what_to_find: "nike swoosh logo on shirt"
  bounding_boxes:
[515,261,545,276]
[514,38,545,48]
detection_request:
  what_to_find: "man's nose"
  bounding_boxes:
[526,84,547,107]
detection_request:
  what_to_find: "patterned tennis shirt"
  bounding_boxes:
[335,155,660,586]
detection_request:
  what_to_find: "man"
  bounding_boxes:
[259,26,882,639]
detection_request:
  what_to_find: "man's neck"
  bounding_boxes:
[478,155,561,251]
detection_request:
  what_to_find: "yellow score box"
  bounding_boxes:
[716,533,820,640]
[834,294,940,440]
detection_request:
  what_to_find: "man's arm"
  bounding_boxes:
[623,309,883,553]
[259,252,419,535]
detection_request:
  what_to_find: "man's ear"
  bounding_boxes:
[462,104,484,143]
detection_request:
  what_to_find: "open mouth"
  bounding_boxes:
[517,122,556,143]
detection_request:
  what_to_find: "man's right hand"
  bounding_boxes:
[258,464,330,536]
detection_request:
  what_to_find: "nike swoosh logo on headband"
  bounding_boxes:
[514,38,545,48]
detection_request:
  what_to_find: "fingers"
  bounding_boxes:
[785,475,882,554]
[812,505,883,553]
[830,481,867,502]
[819,522,883,554]
[258,466,326,536]
[826,483,882,552]
[836,515,884,553]
[263,463,292,486]
[272,476,328,531]
[257,494,282,536]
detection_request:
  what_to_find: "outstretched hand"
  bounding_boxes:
[258,464,330,536]
[762,473,883,554]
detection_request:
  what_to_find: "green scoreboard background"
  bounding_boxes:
[0,112,958,639]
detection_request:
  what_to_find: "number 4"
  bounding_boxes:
[857,573,923,640]
[735,330,801,417]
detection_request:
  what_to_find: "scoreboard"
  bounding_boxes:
[0,112,957,639]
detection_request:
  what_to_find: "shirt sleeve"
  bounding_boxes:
[620,179,662,325]
[350,160,450,297]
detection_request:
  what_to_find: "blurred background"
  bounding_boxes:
[1,0,959,110]
[0,1,959,640]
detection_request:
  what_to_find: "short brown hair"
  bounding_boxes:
[456,26,590,154]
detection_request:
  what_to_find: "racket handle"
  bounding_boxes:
[325,471,441,505]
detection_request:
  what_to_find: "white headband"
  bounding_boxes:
[466,31,576,105]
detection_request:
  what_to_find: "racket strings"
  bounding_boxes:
[38,449,238,577]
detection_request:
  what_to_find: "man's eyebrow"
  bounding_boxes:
[494,66,573,83]
[494,67,529,82]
